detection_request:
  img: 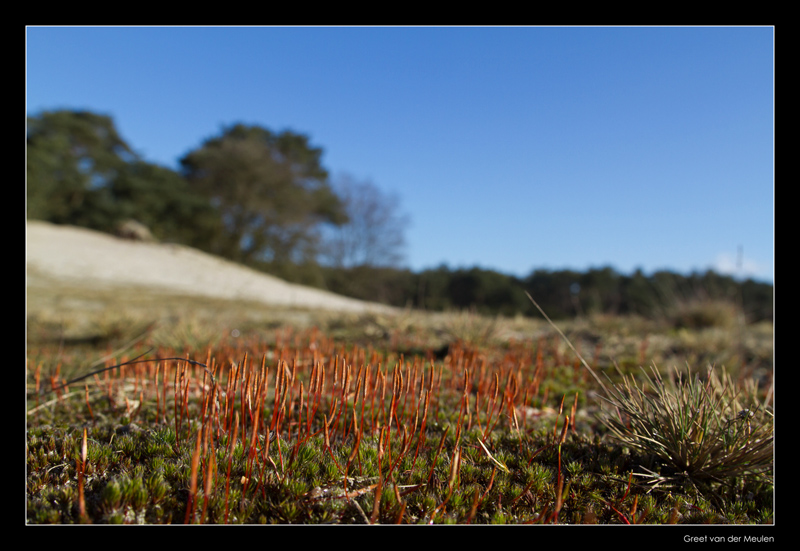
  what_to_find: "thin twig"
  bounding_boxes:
[43,348,207,395]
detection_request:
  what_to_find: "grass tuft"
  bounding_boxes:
[523,291,774,505]
[599,364,773,493]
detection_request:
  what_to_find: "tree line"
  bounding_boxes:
[322,264,773,324]
[27,109,773,324]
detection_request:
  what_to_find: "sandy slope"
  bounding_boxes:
[25,220,393,313]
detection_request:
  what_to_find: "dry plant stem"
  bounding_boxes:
[47,348,207,394]
[525,292,609,395]
[477,438,509,474]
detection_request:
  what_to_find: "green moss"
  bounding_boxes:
[26,312,773,524]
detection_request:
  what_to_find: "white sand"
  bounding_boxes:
[26,220,393,313]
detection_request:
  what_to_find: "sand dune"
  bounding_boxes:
[26,220,393,314]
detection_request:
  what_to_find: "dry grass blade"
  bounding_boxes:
[477,437,510,474]
[524,291,609,395]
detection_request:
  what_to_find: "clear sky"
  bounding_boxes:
[26,26,774,283]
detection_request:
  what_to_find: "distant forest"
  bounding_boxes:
[322,264,773,324]
[27,109,773,324]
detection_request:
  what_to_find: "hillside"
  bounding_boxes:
[26,221,399,345]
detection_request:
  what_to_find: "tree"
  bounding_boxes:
[620,268,658,316]
[27,109,137,230]
[180,124,347,267]
[523,269,582,319]
[445,267,528,315]
[413,264,455,311]
[320,174,409,269]
[322,265,416,306]
[579,266,622,315]
[108,160,222,247]
[27,109,221,245]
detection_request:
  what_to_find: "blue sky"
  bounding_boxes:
[26,26,774,283]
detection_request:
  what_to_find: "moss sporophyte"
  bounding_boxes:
[26,304,772,524]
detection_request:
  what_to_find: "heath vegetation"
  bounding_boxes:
[26,292,773,524]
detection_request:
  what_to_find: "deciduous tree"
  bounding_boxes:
[321,174,409,269]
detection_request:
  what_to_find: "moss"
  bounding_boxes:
[26,314,773,524]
